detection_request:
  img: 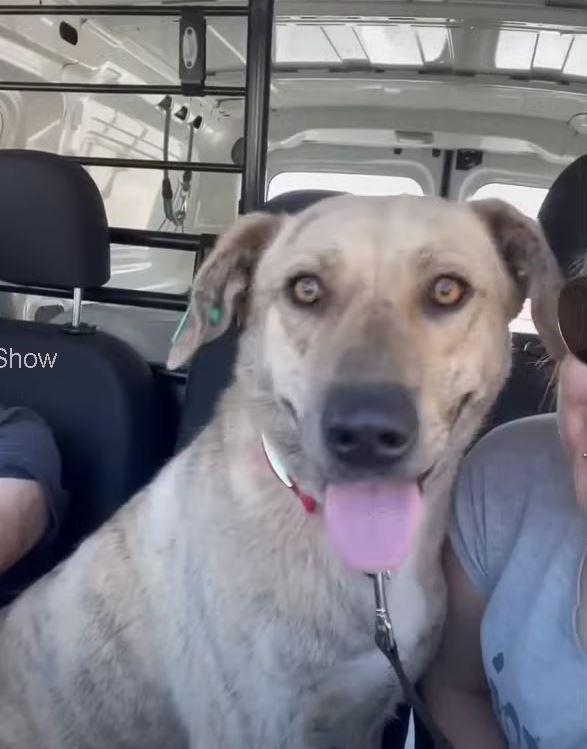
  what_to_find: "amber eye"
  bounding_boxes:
[289,275,324,306]
[429,275,469,308]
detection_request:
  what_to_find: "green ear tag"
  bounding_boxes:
[171,306,191,344]
[208,305,223,326]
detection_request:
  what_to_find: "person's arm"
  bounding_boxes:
[422,540,506,749]
[0,408,66,578]
[0,477,49,573]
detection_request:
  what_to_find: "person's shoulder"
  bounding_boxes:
[450,414,567,596]
[0,405,50,431]
[471,412,561,461]
[463,413,565,498]
[0,405,62,482]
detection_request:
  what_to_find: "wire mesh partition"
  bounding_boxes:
[0,2,275,311]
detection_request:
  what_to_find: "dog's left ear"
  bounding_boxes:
[167,211,286,370]
[471,198,566,360]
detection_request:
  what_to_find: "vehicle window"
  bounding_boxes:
[511,299,535,335]
[267,172,424,199]
[274,23,449,66]
[470,183,548,219]
[494,28,587,78]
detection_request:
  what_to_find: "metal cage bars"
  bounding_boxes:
[0,2,274,310]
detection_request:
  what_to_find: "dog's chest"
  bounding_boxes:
[282,571,443,749]
[385,565,445,675]
[174,484,445,748]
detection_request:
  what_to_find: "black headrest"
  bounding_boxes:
[0,150,110,288]
[538,154,587,278]
[263,189,343,214]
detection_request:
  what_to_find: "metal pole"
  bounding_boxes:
[63,155,242,174]
[71,287,83,327]
[440,150,454,199]
[240,0,275,213]
[109,227,216,252]
[0,5,248,17]
[0,82,246,97]
[82,287,187,312]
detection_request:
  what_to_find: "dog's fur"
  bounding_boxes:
[0,196,564,749]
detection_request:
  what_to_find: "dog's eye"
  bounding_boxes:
[429,276,469,308]
[289,275,323,306]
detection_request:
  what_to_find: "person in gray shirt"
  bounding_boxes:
[0,407,67,606]
[423,279,587,748]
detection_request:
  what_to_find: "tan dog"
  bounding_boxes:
[0,196,564,749]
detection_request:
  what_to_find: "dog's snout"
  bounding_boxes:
[322,385,418,470]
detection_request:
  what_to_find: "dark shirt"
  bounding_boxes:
[0,407,66,605]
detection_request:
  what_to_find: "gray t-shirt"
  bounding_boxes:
[451,414,587,749]
[0,406,67,605]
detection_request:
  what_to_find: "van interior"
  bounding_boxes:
[0,1,586,746]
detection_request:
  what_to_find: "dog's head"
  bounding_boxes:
[168,195,563,569]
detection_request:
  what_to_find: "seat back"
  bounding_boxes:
[0,150,172,564]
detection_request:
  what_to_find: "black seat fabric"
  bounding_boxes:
[0,151,171,589]
[175,322,240,451]
[175,190,344,450]
[482,332,556,434]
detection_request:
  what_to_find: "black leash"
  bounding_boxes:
[371,573,455,749]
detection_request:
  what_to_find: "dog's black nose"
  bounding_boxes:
[322,384,418,470]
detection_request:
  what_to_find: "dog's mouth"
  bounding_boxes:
[275,395,438,574]
[322,459,436,575]
[322,465,437,575]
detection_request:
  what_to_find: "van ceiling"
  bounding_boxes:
[89,1,587,83]
[3,1,587,160]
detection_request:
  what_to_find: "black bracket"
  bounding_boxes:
[60,322,97,336]
[455,149,483,171]
[179,9,207,96]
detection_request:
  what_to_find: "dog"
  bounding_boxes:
[0,195,564,749]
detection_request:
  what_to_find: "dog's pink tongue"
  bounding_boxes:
[324,481,422,573]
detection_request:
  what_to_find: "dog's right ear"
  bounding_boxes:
[470,198,566,361]
[167,211,286,370]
